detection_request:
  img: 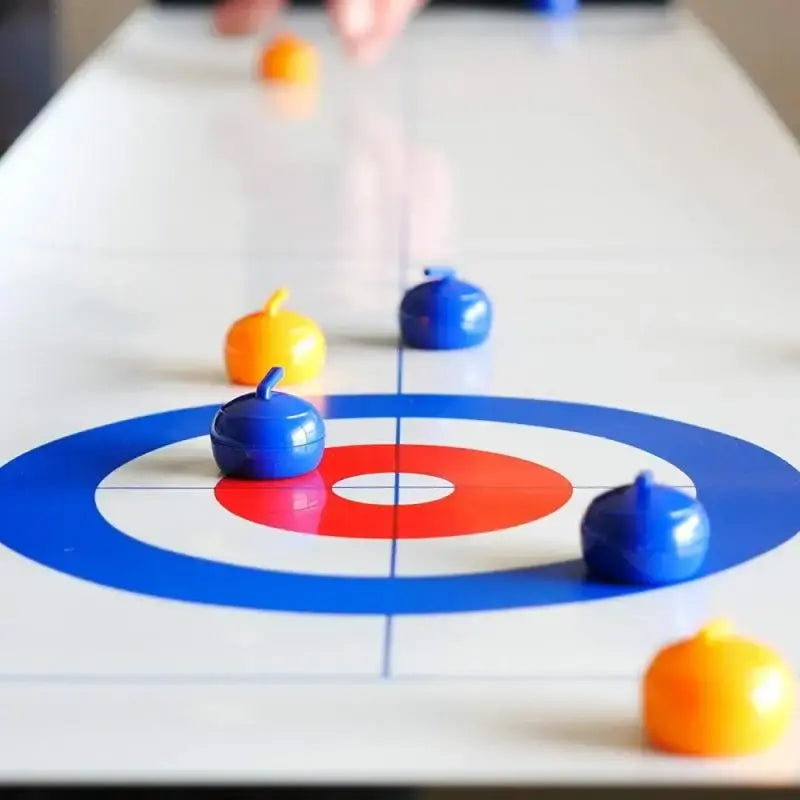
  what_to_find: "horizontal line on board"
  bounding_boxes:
[96,485,449,491]
[95,485,696,491]
[0,235,394,263]
[5,232,799,263]
[0,673,642,686]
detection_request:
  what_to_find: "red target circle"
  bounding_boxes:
[214,444,572,540]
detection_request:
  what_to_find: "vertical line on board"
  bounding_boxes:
[381,202,408,679]
[381,348,404,679]
[381,404,401,679]
[381,41,414,680]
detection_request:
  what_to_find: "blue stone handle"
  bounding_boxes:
[256,366,285,400]
[424,266,456,281]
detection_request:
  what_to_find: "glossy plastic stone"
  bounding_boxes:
[581,470,710,585]
[224,288,325,387]
[399,267,492,350]
[644,619,796,756]
[259,34,318,84]
[210,366,325,480]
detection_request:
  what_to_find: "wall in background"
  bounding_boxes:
[50,0,800,141]
[54,0,143,82]
[686,0,800,139]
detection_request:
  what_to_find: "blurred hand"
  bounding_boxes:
[214,0,426,62]
[327,0,427,63]
[213,0,283,36]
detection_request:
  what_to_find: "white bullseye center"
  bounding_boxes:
[333,473,455,505]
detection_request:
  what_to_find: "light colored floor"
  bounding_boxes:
[54,0,800,140]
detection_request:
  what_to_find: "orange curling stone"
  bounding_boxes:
[259,34,318,85]
[643,619,796,756]
[224,288,325,387]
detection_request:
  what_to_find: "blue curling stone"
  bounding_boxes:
[399,267,492,350]
[531,0,579,15]
[210,366,325,480]
[580,471,710,586]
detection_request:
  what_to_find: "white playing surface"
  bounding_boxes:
[1,2,800,785]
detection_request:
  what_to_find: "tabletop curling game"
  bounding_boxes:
[1,0,800,787]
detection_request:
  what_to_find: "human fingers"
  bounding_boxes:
[213,0,285,36]
[328,0,425,63]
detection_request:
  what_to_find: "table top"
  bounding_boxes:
[0,3,799,786]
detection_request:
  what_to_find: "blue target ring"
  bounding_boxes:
[0,394,799,615]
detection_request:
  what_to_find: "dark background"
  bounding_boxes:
[0,0,53,155]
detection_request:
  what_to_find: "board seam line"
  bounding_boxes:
[381,197,407,681]
[381,41,415,681]
[0,673,648,685]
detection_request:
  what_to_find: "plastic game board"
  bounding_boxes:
[1,2,800,785]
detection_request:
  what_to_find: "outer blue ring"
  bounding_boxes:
[0,394,799,615]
